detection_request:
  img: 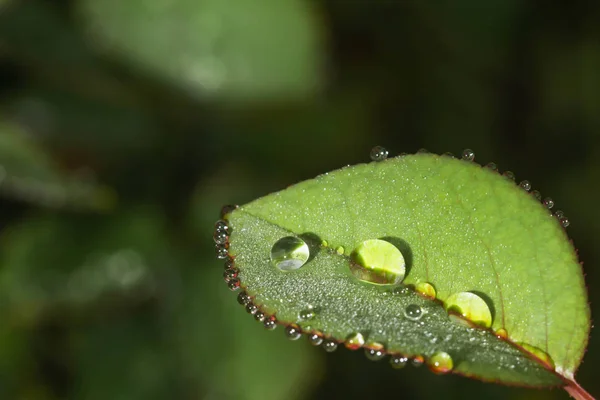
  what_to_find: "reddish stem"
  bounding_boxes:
[565,380,595,400]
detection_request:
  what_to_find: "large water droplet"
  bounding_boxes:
[237,292,251,305]
[285,325,302,340]
[263,317,277,330]
[322,339,338,352]
[254,311,265,322]
[445,291,493,328]
[349,239,405,285]
[560,217,570,227]
[335,246,345,255]
[224,268,238,280]
[519,180,532,191]
[390,355,408,369]
[543,197,554,209]
[227,278,240,291]
[215,244,229,259]
[461,149,475,161]
[495,328,508,339]
[246,303,258,314]
[404,304,424,321]
[308,333,323,346]
[213,230,228,245]
[518,343,555,369]
[214,219,229,232]
[415,282,436,299]
[503,171,515,181]
[364,343,386,361]
[344,332,365,350]
[270,236,310,271]
[299,308,316,321]
[427,351,454,374]
[370,146,389,161]
[411,355,424,367]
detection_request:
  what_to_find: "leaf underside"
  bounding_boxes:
[227,153,589,387]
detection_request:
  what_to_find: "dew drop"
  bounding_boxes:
[214,219,229,232]
[427,351,454,374]
[543,197,554,209]
[364,343,386,361]
[391,286,409,296]
[344,332,365,350]
[445,291,493,328]
[390,355,408,369]
[299,308,316,321]
[220,204,238,218]
[227,278,240,291]
[370,146,389,161]
[308,333,323,346]
[336,246,345,255]
[519,180,532,191]
[415,282,436,299]
[495,328,508,339]
[554,210,564,219]
[503,171,515,181]
[461,149,475,161]
[560,217,570,227]
[215,245,229,259]
[404,304,424,321]
[285,325,302,340]
[254,311,265,322]
[223,268,238,280]
[411,355,424,367]
[263,317,277,330]
[223,258,234,270]
[531,190,542,201]
[349,239,405,285]
[518,343,555,369]
[485,162,497,171]
[270,236,310,271]
[322,339,338,352]
[237,292,251,305]
[246,303,258,314]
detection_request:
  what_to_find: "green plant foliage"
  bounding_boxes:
[226,153,590,387]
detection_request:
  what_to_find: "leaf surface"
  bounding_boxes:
[226,153,590,386]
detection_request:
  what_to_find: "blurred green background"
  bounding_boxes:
[0,0,598,399]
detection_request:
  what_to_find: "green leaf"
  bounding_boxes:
[77,0,324,100]
[225,153,590,388]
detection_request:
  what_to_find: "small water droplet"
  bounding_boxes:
[246,303,258,314]
[411,355,424,367]
[415,282,436,299]
[390,355,408,369]
[227,278,240,291]
[495,328,508,339]
[237,292,251,305]
[214,219,229,232]
[299,308,316,321]
[263,317,277,330]
[445,291,493,328]
[350,239,405,285]
[220,204,238,218]
[427,351,454,374]
[370,146,389,161]
[336,246,345,255]
[560,217,570,227]
[543,197,554,209]
[417,148,429,154]
[213,230,228,245]
[271,236,310,271]
[322,339,338,352]
[224,268,238,280]
[461,149,475,161]
[223,258,234,270]
[391,286,409,295]
[215,245,229,259]
[519,180,532,191]
[554,210,564,219]
[404,304,424,321]
[308,333,323,346]
[364,343,386,361]
[518,343,555,368]
[254,311,265,322]
[485,162,497,171]
[503,171,515,181]
[344,332,365,350]
[285,325,302,340]
[531,190,542,201]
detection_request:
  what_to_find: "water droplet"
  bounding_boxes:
[254,311,265,322]
[344,332,365,350]
[220,204,238,218]
[555,210,564,219]
[364,343,386,361]
[214,219,229,232]
[415,282,436,299]
[213,230,228,245]
[223,258,234,270]
[427,351,454,374]
[349,239,405,285]
[299,308,316,321]
[485,162,497,171]
[391,286,409,295]
[518,343,555,369]
[270,236,310,271]
[215,244,229,259]
[224,268,238,280]
[308,333,323,346]
[237,292,251,305]
[322,339,338,352]
[461,149,475,161]
[263,317,277,330]
[390,355,408,369]
[404,304,424,321]
[531,190,542,201]
[336,246,345,255]
[417,148,429,154]
[543,197,554,209]
[495,328,508,339]
[285,325,302,340]
[411,355,424,367]
[444,291,492,328]
[519,180,532,191]
[246,303,258,314]
[370,146,389,161]
[227,278,240,291]
[560,217,570,227]
[503,171,515,181]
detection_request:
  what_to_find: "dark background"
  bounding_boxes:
[0,0,598,399]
